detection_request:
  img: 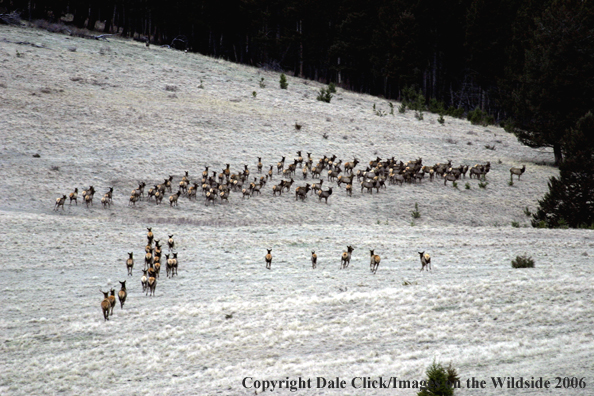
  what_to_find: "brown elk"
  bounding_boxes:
[265,249,272,269]
[126,252,134,276]
[54,195,67,211]
[341,246,354,269]
[100,290,110,321]
[370,250,381,274]
[118,281,127,309]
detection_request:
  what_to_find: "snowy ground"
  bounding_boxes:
[0,25,593,395]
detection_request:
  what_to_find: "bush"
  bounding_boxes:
[417,361,459,396]
[398,103,406,113]
[512,254,535,268]
[328,82,336,93]
[511,221,520,228]
[279,73,288,89]
[438,114,445,125]
[317,87,333,103]
[259,77,266,88]
[465,182,471,189]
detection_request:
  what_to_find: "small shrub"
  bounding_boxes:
[485,144,496,150]
[389,102,394,115]
[523,206,532,217]
[511,221,520,228]
[398,103,406,113]
[252,91,257,98]
[317,87,333,103]
[478,181,488,189]
[512,254,535,268]
[279,73,288,89]
[295,123,302,130]
[465,182,470,190]
[411,203,421,219]
[198,80,204,89]
[438,114,445,124]
[259,77,266,88]
[328,82,336,93]
[415,111,424,121]
[452,181,458,189]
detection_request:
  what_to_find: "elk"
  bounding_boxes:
[171,253,178,276]
[126,252,134,276]
[311,251,317,269]
[108,288,116,315]
[153,255,161,279]
[341,246,354,269]
[118,281,127,309]
[419,251,431,271]
[369,250,381,274]
[147,228,154,245]
[510,165,526,181]
[69,188,78,205]
[344,159,359,174]
[147,270,156,296]
[277,156,286,174]
[267,165,274,180]
[318,187,333,203]
[54,195,66,211]
[257,157,263,173]
[100,290,110,321]
[166,254,174,278]
[84,193,93,208]
[169,190,181,206]
[128,194,138,206]
[295,184,311,201]
[265,249,272,269]
[141,269,148,293]
[167,235,175,251]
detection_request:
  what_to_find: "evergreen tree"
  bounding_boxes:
[532,112,594,228]
[505,0,594,165]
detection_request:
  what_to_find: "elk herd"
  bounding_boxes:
[54,151,526,211]
[99,227,178,321]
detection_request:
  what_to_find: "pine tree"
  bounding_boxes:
[532,112,594,228]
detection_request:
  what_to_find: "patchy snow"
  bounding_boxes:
[0,25,592,396]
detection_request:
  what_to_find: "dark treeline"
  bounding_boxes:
[4,1,594,160]
[0,1,578,112]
